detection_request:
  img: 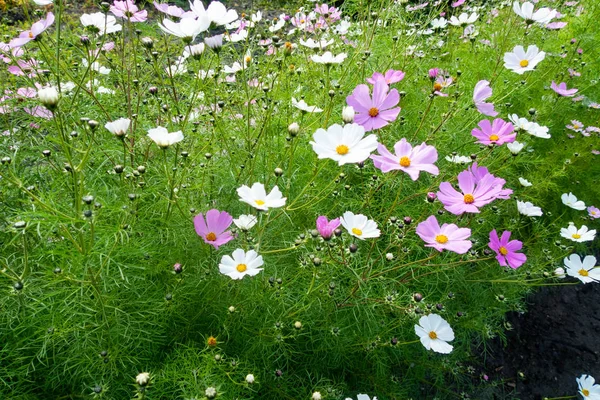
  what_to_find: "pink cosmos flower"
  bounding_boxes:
[194,209,235,250]
[9,12,54,48]
[416,215,472,254]
[473,80,498,117]
[370,138,439,180]
[428,68,440,80]
[452,0,466,7]
[316,216,341,240]
[366,69,406,85]
[110,0,148,22]
[24,106,53,119]
[566,120,584,132]
[588,206,600,219]
[7,59,44,77]
[153,1,189,18]
[550,81,578,97]
[545,21,567,29]
[437,167,510,215]
[468,162,512,199]
[488,230,526,269]
[433,75,453,96]
[471,118,515,145]
[345,80,401,131]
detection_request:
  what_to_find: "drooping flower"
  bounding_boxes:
[414,314,454,354]
[147,126,184,148]
[9,12,54,48]
[488,230,526,269]
[340,211,380,240]
[370,138,439,180]
[416,215,472,254]
[550,81,578,97]
[560,223,596,242]
[517,200,542,217]
[233,214,257,231]
[237,182,286,211]
[194,210,234,250]
[292,97,323,113]
[512,1,557,25]
[310,123,378,165]
[316,216,341,240]
[110,0,148,22]
[564,255,600,284]
[37,86,59,110]
[504,45,545,74]
[473,80,498,117]
[366,69,406,85]
[346,80,401,132]
[80,12,122,35]
[218,249,263,280]
[471,118,516,145]
[561,193,586,210]
[588,206,600,219]
[105,117,131,138]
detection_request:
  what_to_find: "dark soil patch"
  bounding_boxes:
[483,281,600,399]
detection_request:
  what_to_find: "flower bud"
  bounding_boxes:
[135,372,150,386]
[246,374,255,383]
[205,387,217,399]
[38,86,59,110]
[141,37,154,49]
[342,106,355,124]
[288,122,300,136]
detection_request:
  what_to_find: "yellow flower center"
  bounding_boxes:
[433,82,442,91]
[206,232,217,241]
[336,144,349,155]
[236,263,247,272]
[399,156,411,167]
[463,194,475,204]
[579,269,589,277]
[572,233,581,239]
[592,211,597,215]
[368,107,379,117]
[573,124,580,129]
[300,19,306,24]
[352,228,363,236]
[499,246,508,255]
[29,31,34,38]
[428,331,438,339]
[520,59,529,67]
[245,56,252,63]
[435,234,448,244]
[255,200,265,206]
[207,336,217,346]
[285,42,293,50]
[583,389,590,397]
[489,134,499,142]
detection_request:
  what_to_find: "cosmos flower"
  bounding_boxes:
[416,215,472,254]
[158,17,210,42]
[153,2,189,18]
[561,193,586,210]
[550,81,578,97]
[431,18,448,29]
[445,154,472,164]
[299,38,333,49]
[471,118,516,145]
[80,12,122,35]
[218,249,263,280]
[504,45,545,74]
[473,80,498,117]
[488,230,526,269]
[512,1,557,25]
[310,123,378,165]
[414,314,454,354]
[449,12,478,26]
[9,12,55,48]
[110,0,148,22]
[566,120,584,132]
[194,209,235,250]
[233,214,257,231]
[311,51,347,64]
[190,0,238,26]
[517,200,543,217]
[518,177,532,187]
[105,117,130,138]
[237,182,286,211]
[316,216,341,240]
[370,138,439,180]
[560,223,596,242]
[340,211,380,240]
[346,80,401,132]
[147,126,184,148]
[292,97,323,113]
[366,69,406,85]
[564,255,600,284]
[507,141,525,155]
[588,206,600,219]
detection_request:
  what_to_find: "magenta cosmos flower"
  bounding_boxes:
[488,230,526,269]
[346,80,401,131]
[366,69,405,85]
[194,209,235,250]
[416,215,472,254]
[437,167,510,215]
[471,118,516,145]
[588,206,600,219]
[468,162,512,199]
[9,12,55,48]
[370,138,439,180]
[316,216,340,240]
[110,0,148,22]
[473,80,498,117]
[550,81,578,97]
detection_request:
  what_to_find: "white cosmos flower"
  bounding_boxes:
[517,200,543,217]
[414,314,454,354]
[431,17,448,29]
[158,17,210,41]
[507,141,525,155]
[233,214,257,231]
[561,192,586,210]
[183,43,205,58]
[311,51,347,65]
[135,372,150,386]
[299,38,334,49]
[564,255,600,284]
[33,0,53,5]
[223,62,243,74]
[80,13,122,35]
[310,123,378,166]
[190,0,238,26]
[226,29,248,42]
[292,97,323,113]
[449,12,478,26]
[518,177,532,187]
[237,182,286,211]
[504,45,546,74]
[105,117,130,137]
[340,211,380,240]
[524,121,551,138]
[445,154,472,164]
[147,126,184,148]
[218,249,263,280]
[268,16,286,32]
[577,374,600,398]
[508,114,530,131]
[345,395,378,400]
[513,1,557,25]
[81,58,110,75]
[560,223,596,242]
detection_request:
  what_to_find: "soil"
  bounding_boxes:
[482,281,600,400]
